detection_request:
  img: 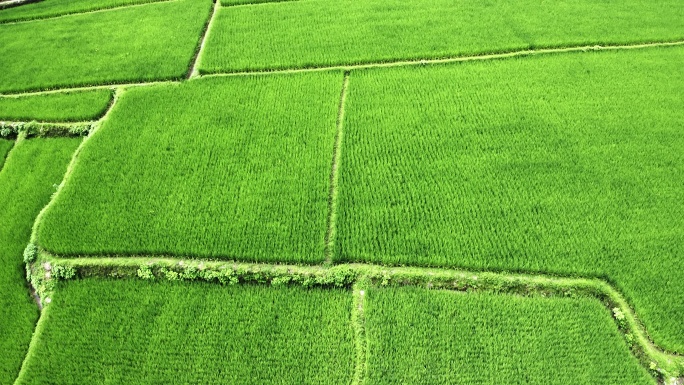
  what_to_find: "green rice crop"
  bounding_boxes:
[0,0,169,23]
[337,46,684,352]
[363,287,654,385]
[0,138,80,384]
[0,0,212,93]
[220,0,296,6]
[0,90,112,122]
[200,0,684,73]
[0,139,13,168]
[15,279,354,385]
[37,72,343,262]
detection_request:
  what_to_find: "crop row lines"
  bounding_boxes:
[22,251,684,380]
[1,39,683,98]
[0,0,179,25]
[0,0,313,26]
[0,0,314,26]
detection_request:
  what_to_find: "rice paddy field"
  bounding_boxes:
[37,73,342,262]
[0,138,80,384]
[15,280,355,385]
[0,0,682,383]
[0,0,211,93]
[200,0,684,73]
[0,90,112,122]
[363,287,652,385]
[0,0,166,23]
[337,46,684,353]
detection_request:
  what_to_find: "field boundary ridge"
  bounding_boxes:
[20,248,684,381]
[351,280,368,385]
[0,80,177,98]
[188,0,220,79]
[324,71,349,264]
[200,40,684,77]
[2,39,683,97]
[1,121,97,139]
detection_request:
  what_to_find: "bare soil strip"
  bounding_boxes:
[188,0,220,79]
[324,72,349,264]
[351,281,368,385]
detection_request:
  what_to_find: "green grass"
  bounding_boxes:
[37,72,343,262]
[0,90,112,122]
[15,279,354,385]
[0,139,13,168]
[0,0,212,93]
[0,0,170,23]
[200,0,684,73]
[363,287,654,385]
[336,46,684,352]
[0,137,80,384]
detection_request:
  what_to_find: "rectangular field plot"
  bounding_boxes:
[37,72,343,262]
[0,90,112,122]
[15,280,355,385]
[337,47,684,352]
[0,138,80,384]
[0,0,169,23]
[200,0,684,73]
[363,287,653,385]
[0,0,211,93]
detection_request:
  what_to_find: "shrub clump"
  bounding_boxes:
[23,243,38,264]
